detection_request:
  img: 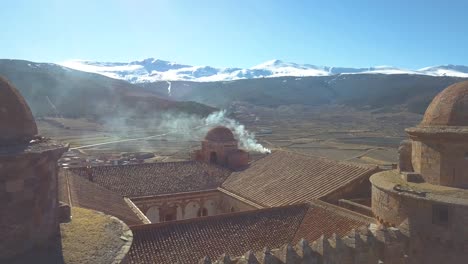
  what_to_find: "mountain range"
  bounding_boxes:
[0,59,215,118]
[60,58,468,83]
[1,59,467,121]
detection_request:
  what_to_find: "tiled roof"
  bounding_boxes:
[127,204,308,264]
[69,161,232,197]
[222,150,379,207]
[293,200,375,243]
[127,201,373,264]
[58,169,144,226]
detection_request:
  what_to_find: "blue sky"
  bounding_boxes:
[1,0,467,68]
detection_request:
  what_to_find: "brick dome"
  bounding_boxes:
[0,77,38,145]
[420,81,468,127]
[205,126,235,142]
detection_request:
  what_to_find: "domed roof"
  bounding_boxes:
[420,81,468,127]
[205,126,235,142]
[0,77,38,145]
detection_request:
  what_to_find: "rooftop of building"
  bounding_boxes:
[293,200,376,243]
[205,126,236,142]
[59,169,146,226]
[68,161,233,198]
[222,150,379,207]
[419,80,468,127]
[370,170,468,206]
[127,201,372,264]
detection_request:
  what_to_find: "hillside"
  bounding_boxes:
[140,74,468,114]
[0,59,215,119]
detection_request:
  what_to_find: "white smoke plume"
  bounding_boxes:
[99,109,271,154]
[157,110,271,153]
[204,110,271,153]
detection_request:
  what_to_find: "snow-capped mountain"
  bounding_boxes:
[59,58,468,83]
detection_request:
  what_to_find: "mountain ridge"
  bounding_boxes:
[59,58,468,83]
[0,59,216,119]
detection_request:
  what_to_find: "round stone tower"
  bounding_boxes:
[406,81,468,188]
[0,77,68,260]
[194,126,249,169]
[370,81,468,263]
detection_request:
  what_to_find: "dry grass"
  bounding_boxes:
[60,207,126,264]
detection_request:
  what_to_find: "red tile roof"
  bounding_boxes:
[222,150,379,207]
[58,169,144,226]
[293,200,375,243]
[69,161,232,197]
[127,204,308,264]
[126,201,373,264]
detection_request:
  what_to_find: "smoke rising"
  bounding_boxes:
[158,110,271,153]
[99,109,270,154]
[204,110,271,153]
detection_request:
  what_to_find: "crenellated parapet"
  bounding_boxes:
[199,224,409,264]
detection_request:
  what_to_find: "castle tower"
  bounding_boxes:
[406,81,468,188]
[194,126,249,170]
[370,81,468,263]
[0,77,68,260]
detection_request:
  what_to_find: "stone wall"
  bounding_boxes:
[133,190,222,223]
[322,174,374,204]
[398,140,413,172]
[371,184,408,226]
[132,189,259,223]
[0,144,67,260]
[200,224,409,264]
[201,140,238,166]
[218,191,259,213]
[371,171,468,263]
[411,138,468,188]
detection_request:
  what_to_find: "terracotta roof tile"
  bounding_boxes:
[222,150,379,207]
[58,169,144,226]
[293,200,375,243]
[127,201,373,263]
[69,161,232,197]
[127,204,308,264]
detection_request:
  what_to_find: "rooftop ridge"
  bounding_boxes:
[130,203,309,231]
[223,150,378,207]
[129,188,219,200]
[68,160,231,170]
[124,198,151,224]
[216,187,265,209]
[308,199,376,224]
[271,149,378,169]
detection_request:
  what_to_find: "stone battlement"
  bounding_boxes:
[199,224,408,264]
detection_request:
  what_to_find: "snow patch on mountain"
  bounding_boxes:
[59,59,468,83]
[417,65,468,78]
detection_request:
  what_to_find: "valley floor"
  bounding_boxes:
[37,105,422,166]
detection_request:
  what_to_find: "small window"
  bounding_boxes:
[465,152,468,160]
[230,206,236,212]
[197,207,208,217]
[432,205,449,226]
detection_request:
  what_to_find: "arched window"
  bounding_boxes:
[230,206,236,212]
[197,207,208,217]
